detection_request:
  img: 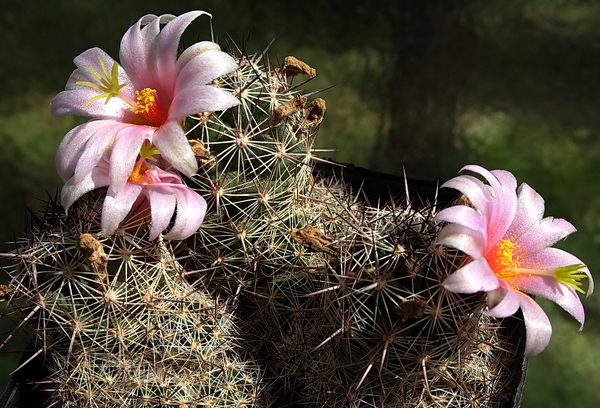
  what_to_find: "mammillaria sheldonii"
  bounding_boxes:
[0,9,596,408]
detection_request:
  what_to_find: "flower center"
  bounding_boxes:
[77,58,168,127]
[555,264,588,294]
[488,238,521,274]
[128,160,151,185]
[130,88,169,127]
[128,143,161,185]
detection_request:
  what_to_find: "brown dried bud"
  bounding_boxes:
[77,233,108,282]
[281,56,317,78]
[395,298,428,322]
[267,94,307,128]
[189,139,213,164]
[0,284,17,302]
[291,225,338,256]
[302,98,327,129]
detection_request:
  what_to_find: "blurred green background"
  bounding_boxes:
[1,0,599,406]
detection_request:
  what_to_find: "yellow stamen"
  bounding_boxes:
[128,159,148,184]
[555,264,588,294]
[128,144,161,185]
[488,238,521,272]
[128,88,168,126]
[131,88,157,115]
[77,57,127,107]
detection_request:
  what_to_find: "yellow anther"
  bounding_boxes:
[488,238,521,272]
[128,87,168,126]
[132,88,158,114]
[128,159,150,184]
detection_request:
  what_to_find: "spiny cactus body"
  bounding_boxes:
[1,43,525,408]
[5,194,259,407]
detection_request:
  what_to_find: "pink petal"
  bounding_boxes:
[448,166,517,247]
[175,41,224,72]
[152,121,198,176]
[154,11,211,98]
[169,85,240,119]
[434,206,486,237]
[51,48,135,119]
[515,217,577,256]
[486,169,518,244]
[56,120,121,181]
[436,222,486,259]
[107,126,154,195]
[505,183,545,240]
[442,258,500,293]
[61,161,110,211]
[102,183,143,236]
[119,14,160,91]
[146,186,177,240]
[70,48,135,97]
[485,283,520,318]
[72,124,124,184]
[175,51,239,92]
[51,88,130,120]
[442,174,492,216]
[509,270,585,328]
[518,293,553,357]
[70,48,131,90]
[463,164,501,190]
[489,169,518,195]
[521,248,594,295]
[153,168,182,184]
[163,186,207,240]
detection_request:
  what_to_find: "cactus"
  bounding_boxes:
[3,191,260,408]
[1,41,526,408]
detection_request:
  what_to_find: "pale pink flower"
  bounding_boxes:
[62,144,206,241]
[435,165,594,357]
[51,11,239,198]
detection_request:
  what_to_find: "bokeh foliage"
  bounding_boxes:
[1,0,599,406]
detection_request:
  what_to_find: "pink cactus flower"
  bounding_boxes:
[62,143,206,241]
[435,165,594,357]
[51,11,239,198]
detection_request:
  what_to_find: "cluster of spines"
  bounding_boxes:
[3,193,260,408]
[227,171,523,407]
[184,48,324,295]
[0,45,525,408]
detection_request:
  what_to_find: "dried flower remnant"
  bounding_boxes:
[266,94,307,128]
[77,233,108,271]
[303,98,326,127]
[291,225,338,256]
[77,233,109,282]
[396,298,428,322]
[0,285,17,302]
[435,165,593,356]
[280,56,317,78]
[189,139,213,164]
